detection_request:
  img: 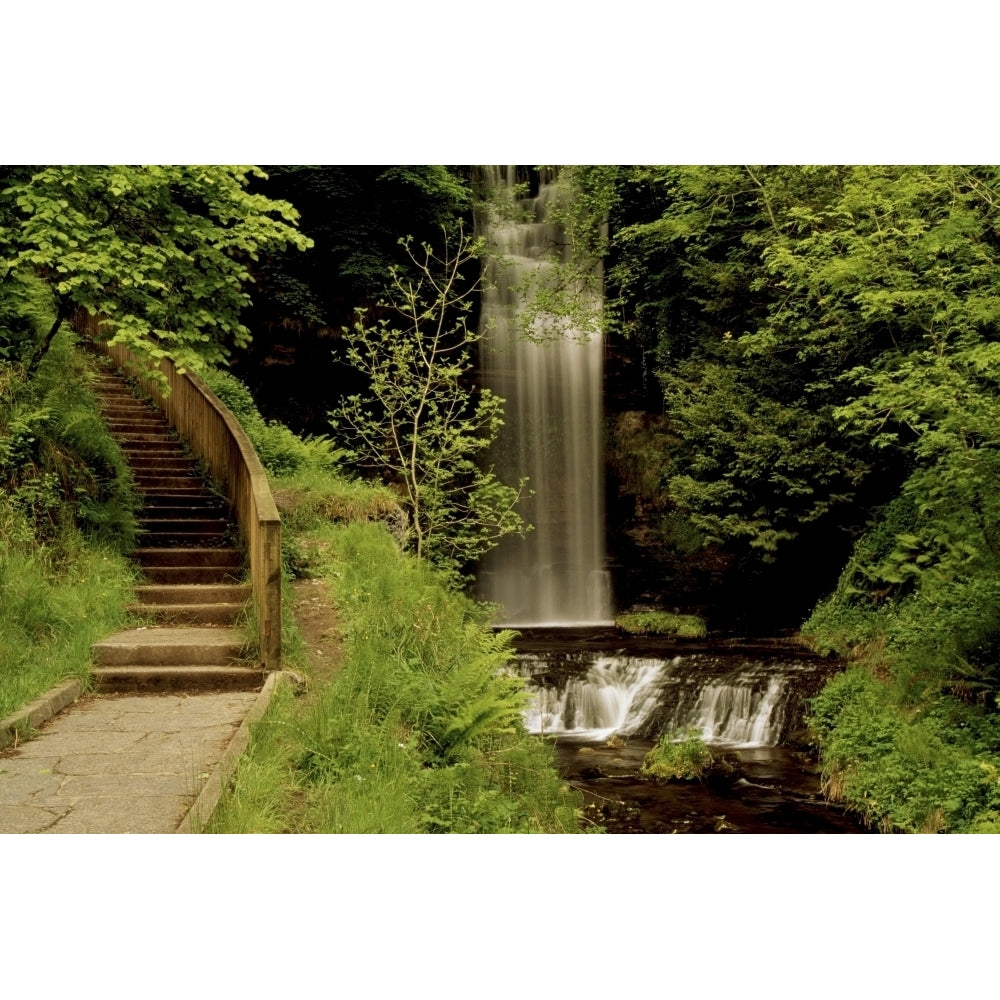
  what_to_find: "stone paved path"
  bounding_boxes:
[0,691,258,833]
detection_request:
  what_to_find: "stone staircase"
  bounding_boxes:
[89,363,264,692]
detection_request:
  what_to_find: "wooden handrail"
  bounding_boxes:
[72,311,282,671]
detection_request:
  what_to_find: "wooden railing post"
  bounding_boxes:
[74,311,282,671]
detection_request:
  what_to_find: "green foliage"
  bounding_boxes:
[808,669,1000,832]
[0,540,138,720]
[209,521,583,833]
[0,284,141,719]
[1,305,138,549]
[616,610,706,638]
[227,167,476,433]
[641,729,727,781]
[251,165,471,321]
[332,226,529,583]
[663,360,868,557]
[0,165,311,378]
[199,366,346,478]
[605,166,1000,568]
[273,470,405,536]
[602,164,1000,829]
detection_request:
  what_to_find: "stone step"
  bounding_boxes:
[129,602,246,626]
[122,442,189,453]
[138,565,245,584]
[138,519,229,533]
[137,492,223,505]
[137,531,229,548]
[91,627,247,666]
[132,546,244,582]
[132,465,195,475]
[106,419,171,431]
[93,392,143,403]
[134,583,250,604]
[118,433,182,446]
[126,457,198,470]
[140,489,221,503]
[101,408,159,420]
[91,665,263,693]
[97,395,154,406]
[101,401,162,425]
[134,547,243,568]
[134,476,203,490]
[139,516,228,532]
[121,447,189,459]
[137,504,227,519]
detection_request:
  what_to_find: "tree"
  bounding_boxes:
[229,165,474,432]
[332,226,529,582]
[0,165,311,378]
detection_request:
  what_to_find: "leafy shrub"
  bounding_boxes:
[200,367,347,478]
[808,668,1000,832]
[1,325,138,550]
[221,520,584,833]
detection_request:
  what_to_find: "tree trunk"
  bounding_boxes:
[25,299,70,377]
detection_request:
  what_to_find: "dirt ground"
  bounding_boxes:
[290,577,344,685]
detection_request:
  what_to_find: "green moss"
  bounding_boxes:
[616,610,707,638]
[641,729,736,782]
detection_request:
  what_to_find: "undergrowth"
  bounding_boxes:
[0,312,140,719]
[0,539,138,719]
[199,366,347,480]
[208,521,585,833]
[803,494,1000,833]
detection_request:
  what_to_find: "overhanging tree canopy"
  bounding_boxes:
[0,165,311,377]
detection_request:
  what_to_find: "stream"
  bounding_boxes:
[513,628,868,834]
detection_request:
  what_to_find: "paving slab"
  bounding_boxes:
[0,691,258,833]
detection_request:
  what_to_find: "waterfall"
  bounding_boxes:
[523,656,668,742]
[514,653,830,749]
[476,167,613,627]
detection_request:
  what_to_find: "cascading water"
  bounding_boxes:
[523,657,667,742]
[514,652,831,749]
[476,167,612,627]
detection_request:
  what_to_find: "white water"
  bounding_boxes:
[685,676,788,747]
[517,655,795,749]
[477,167,612,627]
[523,656,669,741]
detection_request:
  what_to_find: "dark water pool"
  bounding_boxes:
[553,737,867,834]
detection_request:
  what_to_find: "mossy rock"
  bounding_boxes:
[616,610,707,638]
[641,729,739,783]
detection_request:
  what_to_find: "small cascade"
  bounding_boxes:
[515,652,830,749]
[671,674,788,747]
[523,656,668,741]
[476,167,612,627]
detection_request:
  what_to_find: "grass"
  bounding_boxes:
[641,728,737,781]
[807,666,1000,833]
[208,519,585,834]
[1,322,141,721]
[0,537,138,720]
[201,368,587,833]
[617,610,707,638]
